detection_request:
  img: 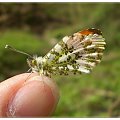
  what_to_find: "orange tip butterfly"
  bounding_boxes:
[5,28,106,77]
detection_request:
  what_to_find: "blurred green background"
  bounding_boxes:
[0,3,120,117]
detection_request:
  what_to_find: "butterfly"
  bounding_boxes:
[5,28,106,77]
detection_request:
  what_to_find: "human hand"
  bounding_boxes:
[0,73,59,117]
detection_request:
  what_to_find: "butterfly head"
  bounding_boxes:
[27,56,43,73]
[27,58,37,68]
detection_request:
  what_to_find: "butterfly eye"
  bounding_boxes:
[27,58,37,67]
[32,60,37,66]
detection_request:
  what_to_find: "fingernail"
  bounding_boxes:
[7,75,59,117]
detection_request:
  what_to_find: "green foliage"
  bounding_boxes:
[0,3,120,117]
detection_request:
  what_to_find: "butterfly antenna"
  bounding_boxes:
[5,45,33,58]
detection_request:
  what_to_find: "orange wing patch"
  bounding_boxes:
[79,28,102,35]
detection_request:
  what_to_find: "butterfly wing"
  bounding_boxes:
[42,28,106,76]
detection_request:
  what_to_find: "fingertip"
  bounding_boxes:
[7,75,59,117]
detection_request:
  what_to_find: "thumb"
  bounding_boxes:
[0,73,59,117]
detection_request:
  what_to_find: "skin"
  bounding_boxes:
[0,73,59,117]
